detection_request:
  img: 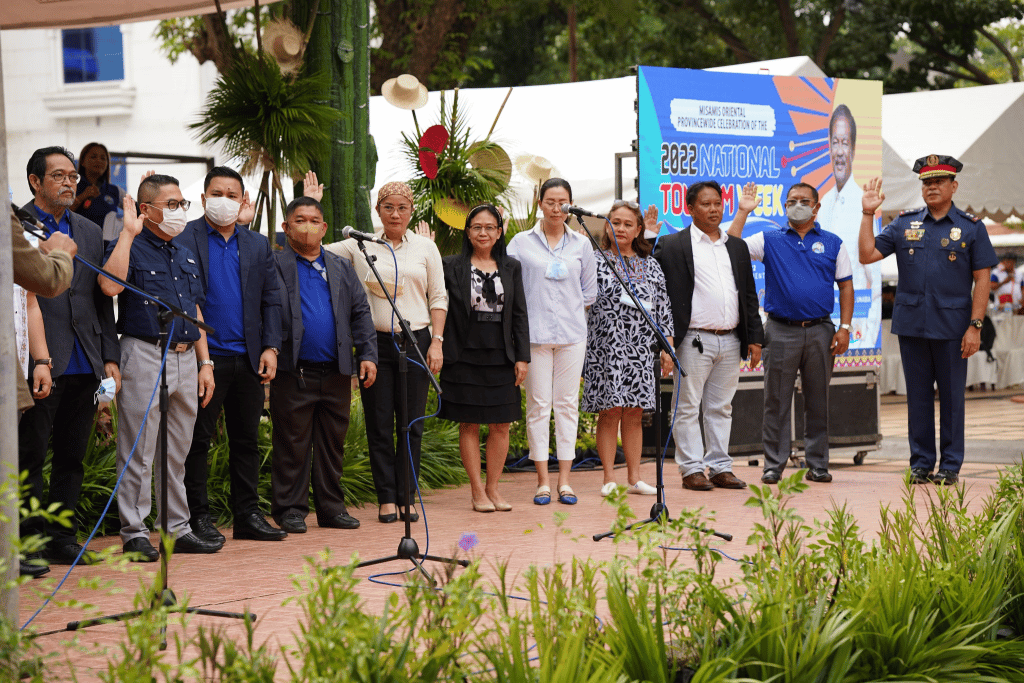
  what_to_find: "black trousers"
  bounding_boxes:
[18,373,99,544]
[183,354,265,520]
[360,329,431,507]
[269,367,352,522]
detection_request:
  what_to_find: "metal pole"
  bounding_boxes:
[0,29,21,623]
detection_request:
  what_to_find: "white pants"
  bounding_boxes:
[524,342,586,461]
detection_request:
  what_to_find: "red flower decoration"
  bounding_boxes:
[418,125,449,179]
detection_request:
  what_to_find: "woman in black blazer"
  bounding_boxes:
[438,204,530,513]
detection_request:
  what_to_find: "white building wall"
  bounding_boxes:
[2,20,219,217]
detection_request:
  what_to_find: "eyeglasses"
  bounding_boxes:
[381,204,412,214]
[147,199,191,211]
[44,171,80,184]
[784,199,814,207]
[612,199,640,210]
[468,224,500,234]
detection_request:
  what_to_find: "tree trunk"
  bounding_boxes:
[568,3,578,82]
[291,0,375,241]
[370,0,471,92]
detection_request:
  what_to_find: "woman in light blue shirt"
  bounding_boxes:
[507,178,597,506]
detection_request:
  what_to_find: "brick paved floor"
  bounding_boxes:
[16,394,1024,681]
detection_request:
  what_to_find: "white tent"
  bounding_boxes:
[880,82,1024,222]
[0,0,252,30]
[368,57,826,227]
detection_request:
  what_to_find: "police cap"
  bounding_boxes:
[913,154,963,180]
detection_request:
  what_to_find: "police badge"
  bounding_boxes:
[950,227,962,241]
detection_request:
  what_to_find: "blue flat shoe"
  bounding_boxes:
[533,485,551,505]
[557,485,577,505]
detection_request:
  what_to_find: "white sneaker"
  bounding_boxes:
[628,481,657,496]
[600,482,619,497]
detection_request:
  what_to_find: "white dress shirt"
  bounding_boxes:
[688,226,739,330]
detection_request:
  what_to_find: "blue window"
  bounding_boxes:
[62,26,124,83]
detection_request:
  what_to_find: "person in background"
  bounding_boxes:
[325,181,447,524]
[582,200,673,498]
[72,142,125,243]
[992,254,1020,312]
[175,166,286,545]
[507,178,597,506]
[101,174,222,561]
[653,181,763,493]
[438,204,530,513]
[858,155,997,486]
[271,197,377,533]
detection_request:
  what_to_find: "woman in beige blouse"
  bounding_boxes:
[326,181,448,524]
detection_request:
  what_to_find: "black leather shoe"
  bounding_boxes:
[173,532,223,554]
[908,467,932,485]
[123,537,159,562]
[399,507,419,523]
[279,512,307,534]
[20,554,50,578]
[191,515,226,544]
[761,469,781,485]
[805,468,833,483]
[318,512,360,529]
[378,505,398,524]
[233,512,287,541]
[931,469,959,486]
[45,541,99,565]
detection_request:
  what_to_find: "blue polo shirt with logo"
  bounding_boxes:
[745,221,852,321]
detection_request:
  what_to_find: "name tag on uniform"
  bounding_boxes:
[904,228,924,241]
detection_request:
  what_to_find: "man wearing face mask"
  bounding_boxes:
[18,146,120,570]
[174,167,285,544]
[101,174,222,560]
[729,182,854,485]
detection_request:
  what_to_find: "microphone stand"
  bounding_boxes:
[348,238,468,583]
[567,214,731,544]
[14,209,254,646]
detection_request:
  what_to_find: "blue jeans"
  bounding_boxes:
[671,330,740,477]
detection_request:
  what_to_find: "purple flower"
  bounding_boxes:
[458,532,479,552]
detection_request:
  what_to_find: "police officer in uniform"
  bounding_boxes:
[858,155,997,485]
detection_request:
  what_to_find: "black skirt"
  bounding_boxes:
[438,319,521,424]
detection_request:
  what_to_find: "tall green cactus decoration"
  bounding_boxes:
[290,0,376,242]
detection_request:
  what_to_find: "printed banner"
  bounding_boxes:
[638,66,883,368]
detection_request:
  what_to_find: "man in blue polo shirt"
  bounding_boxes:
[270,198,377,533]
[101,174,223,560]
[730,182,854,484]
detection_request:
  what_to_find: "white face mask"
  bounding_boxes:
[155,207,188,236]
[786,203,815,225]
[204,196,240,226]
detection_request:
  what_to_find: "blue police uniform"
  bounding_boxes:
[875,202,997,473]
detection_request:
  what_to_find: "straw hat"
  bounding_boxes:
[263,19,304,75]
[514,153,559,185]
[382,74,428,110]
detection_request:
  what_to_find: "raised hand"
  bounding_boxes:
[862,177,885,214]
[415,220,435,242]
[303,171,324,201]
[122,194,145,237]
[738,181,761,214]
[643,204,663,234]
[237,190,255,225]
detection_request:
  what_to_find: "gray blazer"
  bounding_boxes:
[21,202,119,377]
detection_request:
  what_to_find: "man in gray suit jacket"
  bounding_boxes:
[18,146,120,566]
[270,198,377,533]
[174,167,285,544]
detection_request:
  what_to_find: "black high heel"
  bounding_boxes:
[378,505,398,523]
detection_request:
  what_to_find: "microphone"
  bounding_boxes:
[341,225,387,245]
[561,203,607,220]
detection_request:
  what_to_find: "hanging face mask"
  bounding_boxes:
[786,202,815,224]
[93,376,116,404]
[153,206,187,236]
[204,196,240,226]
[545,260,569,281]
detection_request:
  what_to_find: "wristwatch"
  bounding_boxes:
[432,334,444,342]
[265,346,280,355]
[839,323,852,331]
[199,359,215,369]
[33,358,53,368]
[970,319,984,329]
